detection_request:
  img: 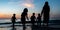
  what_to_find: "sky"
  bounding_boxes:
[0,0,60,20]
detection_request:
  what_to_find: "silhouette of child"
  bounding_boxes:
[11,14,16,30]
[37,14,41,26]
[21,8,29,30]
[11,14,16,23]
[30,13,36,26]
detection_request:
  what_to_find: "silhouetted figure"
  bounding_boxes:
[11,14,16,30]
[41,1,50,26]
[30,13,36,30]
[37,14,41,27]
[21,8,29,30]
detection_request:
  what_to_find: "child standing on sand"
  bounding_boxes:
[37,13,41,26]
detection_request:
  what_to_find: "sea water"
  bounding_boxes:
[0,19,31,30]
[0,19,60,30]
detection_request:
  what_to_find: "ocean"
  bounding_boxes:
[0,19,60,30]
[0,19,31,30]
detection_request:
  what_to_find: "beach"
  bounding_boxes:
[0,19,60,30]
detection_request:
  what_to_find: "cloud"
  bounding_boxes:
[22,3,34,8]
[7,0,35,8]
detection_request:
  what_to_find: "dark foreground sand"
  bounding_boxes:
[32,25,60,30]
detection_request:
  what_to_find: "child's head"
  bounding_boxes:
[13,14,16,16]
[32,13,35,16]
[23,8,28,12]
[38,13,41,16]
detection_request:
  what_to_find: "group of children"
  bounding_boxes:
[30,13,41,26]
[11,1,50,30]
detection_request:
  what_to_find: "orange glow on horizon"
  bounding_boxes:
[0,13,38,19]
[0,13,21,19]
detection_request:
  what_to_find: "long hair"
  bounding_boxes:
[23,8,28,12]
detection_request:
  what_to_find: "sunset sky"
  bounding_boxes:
[0,0,60,20]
